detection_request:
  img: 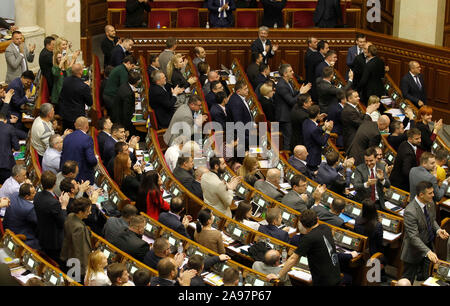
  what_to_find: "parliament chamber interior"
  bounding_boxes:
[0,0,450,290]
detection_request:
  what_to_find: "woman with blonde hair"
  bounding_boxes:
[166,54,197,90]
[84,250,111,286]
[367,95,381,122]
[238,155,264,186]
[50,51,75,106]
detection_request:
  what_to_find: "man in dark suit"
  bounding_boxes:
[59,64,93,131]
[312,198,346,228]
[158,197,192,239]
[316,151,353,195]
[60,117,98,184]
[302,105,333,171]
[111,215,149,262]
[205,80,224,110]
[274,64,311,150]
[147,54,160,84]
[226,80,253,148]
[150,257,196,286]
[288,145,315,179]
[387,110,415,151]
[148,71,184,129]
[304,36,319,85]
[254,63,270,89]
[246,52,263,89]
[38,36,55,93]
[210,91,229,131]
[261,0,286,28]
[110,38,134,67]
[208,0,236,28]
[290,93,312,149]
[113,71,141,133]
[351,41,371,91]
[34,171,69,265]
[341,90,376,152]
[3,184,39,250]
[357,45,385,105]
[173,156,203,200]
[389,128,421,192]
[96,117,113,157]
[314,50,337,82]
[251,27,279,64]
[125,0,151,28]
[258,207,290,243]
[347,115,390,166]
[309,40,329,101]
[313,0,342,28]
[327,90,346,147]
[0,113,19,184]
[6,70,34,124]
[401,181,449,284]
[102,123,126,166]
[316,65,353,113]
[352,147,391,211]
[346,33,366,78]
[400,61,427,108]
[100,25,119,68]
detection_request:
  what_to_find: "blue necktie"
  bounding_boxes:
[423,205,435,244]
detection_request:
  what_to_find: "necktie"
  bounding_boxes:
[414,76,422,89]
[220,0,225,18]
[423,206,435,244]
[370,169,375,201]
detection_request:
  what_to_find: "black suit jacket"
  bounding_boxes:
[305,49,322,84]
[259,95,275,122]
[316,78,352,113]
[274,78,299,122]
[125,0,151,27]
[0,122,19,170]
[210,103,228,131]
[287,155,315,179]
[173,167,203,200]
[389,141,417,192]
[170,68,190,89]
[314,61,330,81]
[251,38,274,64]
[102,135,117,166]
[357,56,385,103]
[59,75,93,123]
[289,105,309,148]
[341,104,371,152]
[254,73,269,89]
[101,36,119,68]
[97,131,109,162]
[327,102,344,146]
[148,84,177,129]
[258,224,289,243]
[110,45,130,67]
[114,82,135,132]
[261,0,286,27]
[158,212,191,239]
[347,120,381,166]
[208,0,236,28]
[400,73,426,108]
[147,66,158,85]
[205,91,217,110]
[111,228,149,262]
[121,174,141,202]
[34,191,67,251]
[351,52,366,90]
[226,93,252,125]
[246,62,260,88]
[39,48,54,92]
[313,0,341,28]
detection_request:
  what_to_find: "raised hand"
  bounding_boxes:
[4,89,14,104]
[300,83,312,94]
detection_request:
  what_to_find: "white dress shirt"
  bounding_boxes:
[42,147,62,174]
[0,176,21,216]
[165,145,181,171]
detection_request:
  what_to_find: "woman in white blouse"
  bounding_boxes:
[84,250,111,286]
[233,200,260,231]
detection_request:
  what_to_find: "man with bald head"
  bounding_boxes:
[288,145,315,179]
[101,25,119,68]
[202,70,220,95]
[348,114,390,166]
[252,249,291,285]
[60,116,97,184]
[254,168,284,201]
[400,61,426,108]
[59,64,93,131]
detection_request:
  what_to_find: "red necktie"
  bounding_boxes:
[370,169,375,201]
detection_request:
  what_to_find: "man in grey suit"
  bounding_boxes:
[409,152,450,202]
[5,31,35,84]
[316,66,353,113]
[254,168,284,202]
[192,47,206,72]
[281,174,325,213]
[158,37,177,76]
[401,181,449,284]
[352,147,390,211]
[312,198,346,228]
[163,95,207,146]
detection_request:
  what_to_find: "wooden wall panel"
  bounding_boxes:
[433,70,450,104]
[384,58,402,82]
[283,50,301,77]
[204,50,219,71]
[444,0,450,47]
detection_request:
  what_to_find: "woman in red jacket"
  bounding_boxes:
[135,170,169,219]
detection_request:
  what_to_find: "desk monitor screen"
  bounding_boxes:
[306,185,314,194]
[233,228,242,237]
[432,142,439,150]
[352,207,361,216]
[342,236,352,246]
[223,172,232,182]
[253,278,265,286]
[101,181,110,195]
[300,256,309,266]
[236,185,247,198]
[168,236,177,247]
[327,196,334,205]
[282,211,290,221]
[251,108,257,118]
[4,237,16,257]
[111,194,119,205]
[23,253,37,273]
[94,169,101,181]
[170,185,181,197]
[391,193,401,202]
[49,274,59,286]
[160,172,168,185]
[387,153,394,163]
[381,218,391,227]
[152,159,160,170]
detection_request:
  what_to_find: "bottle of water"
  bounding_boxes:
[279,166,284,185]
[206,22,210,29]
[285,23,290,29]
[177,242,183,254]
[274,23,278,29]
[281,248,287,264]
[239,271,243,285]
[157,22,161,29]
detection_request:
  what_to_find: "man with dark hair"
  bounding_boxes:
[258,207,290,243]
[386,110,416,151]
[110,38,134,67]
[247,52,263,88]
[316,65,353,113]
[351,41,371,91]
[186,253,230,286]
[226,79,253,126]
[314,50,338,81]
[357,44,386,104]
[173,156,203,200]
[312,198,346,228]
[158,197,192,238]
[39,36,56,92]
[400,61,427,108]
[274,64,311,150]
[103,204,137,242]
[0,113,19,184]
[409,152,450,201]
[254,63,270,90]
[96,117,113,156]
[111,215,149,262]
[125,0,151,28]
[205,80,223,110]
[346,33,366,73]
[34,171,69,265]
[113,70,141,133]
[158,37,177,76]
[223,267,240,286]
[390,128,421,191]
[317,151,354,194]
[201,156,240,218]
[143,237,186,270]
[133,269,151,286]
[103,55,136,116]
[6,70,35,123]
[309,39,330,100]
[210,90,229,131]
[401,181,449,284]
[3,183,39,249]
[352,147,391,211]
[150,257,196,286]
[192,47,206,72]
[5,31,35,83]
[106,141,138,179]
[207,0,236,28]
[313,0,342,28]
[147,54,160,83]
[107,262,131,286]
[290,94,313,149]
[54,160,86,198]
[282,174,325,213]
[302,105,333,171]
[304,36,319,85]
[163,95,207,146]
[101,25,119,68]
[102,123,125,165]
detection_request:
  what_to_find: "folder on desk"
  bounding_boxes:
[339,213,353,223]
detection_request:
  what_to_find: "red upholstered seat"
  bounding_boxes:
[235,9,258,28]
[93,55,102,119]
[292,10,314,28]
[148,10,171,28]
[41,76,49,104]
[177,8,199,28]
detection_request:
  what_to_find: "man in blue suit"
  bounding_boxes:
[60,117,98,184]
[316,151,353,195]
[226,80,253,148]
[210,91,229,131]
[3,184,40,250]
[7,70,35,133]
[302,105,333,171]
[208,0,236,28]
[258,207,290,243]
[158,197,192,239]
[0,113,19,184]
[288,145,315,179]
[346,33,366,78]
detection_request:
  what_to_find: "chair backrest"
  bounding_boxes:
[235,9,258,28]
[177,8,199,28]
[292,10,314,28]
[148,10,172,28]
